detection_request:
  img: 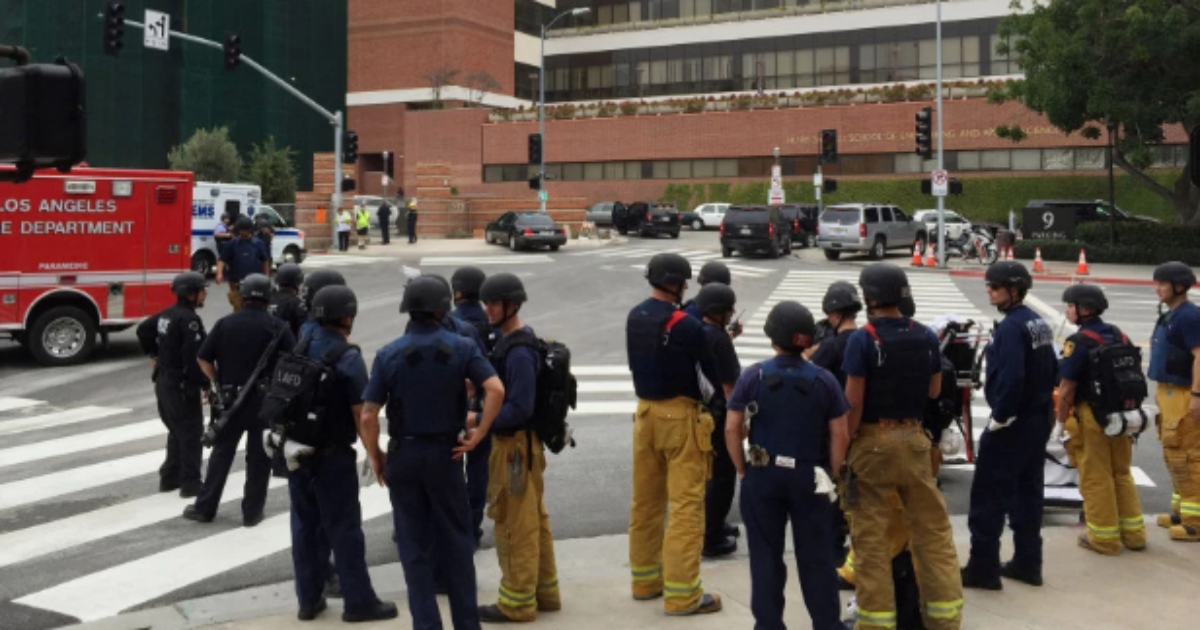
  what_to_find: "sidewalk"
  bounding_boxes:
[310,232,622,258]
[76,517,1199,630]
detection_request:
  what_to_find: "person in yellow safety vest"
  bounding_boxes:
[842,263,962,630]
[1147,262,1200,541]
[355,205,371,250]
[1057,283,1146,555]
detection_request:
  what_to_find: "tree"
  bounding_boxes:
[245,137,298,203]
[989,0,1200,224]
[167,127,242,182]
[423,64,460,109]
[464,71,502,107]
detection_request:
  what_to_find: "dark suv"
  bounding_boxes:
[617,201,681,238]
[779,204,819,248]
[720,205,792,259]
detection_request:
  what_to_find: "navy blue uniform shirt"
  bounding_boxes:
[985,305,1057,421]
[809,328,855,389]
[842,318,941,380]
[362,322,496,412]
[491,326,541,432]
[197,307,296,387]
[626,298,720,401]
[452,301,488,327]
[1149,300,1200,385]
[219,237,269,282]
[306,327,370,446]
[701,321,741,402]
[728,355,849,419]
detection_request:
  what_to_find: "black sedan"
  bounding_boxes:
[485,212,568,251]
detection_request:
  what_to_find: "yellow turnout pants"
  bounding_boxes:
[1064,403,1144,553]
[1157,383,1200,538]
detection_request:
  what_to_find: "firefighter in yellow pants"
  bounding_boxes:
[626,253,722,616]
[1148,262,1200,541]
[843,264,962,630]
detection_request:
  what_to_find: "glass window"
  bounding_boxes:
[598,4,613,24]
[1012,149,1042,171]
[716,159,738,177]
[604,162,624,180]
[625,161,643,179]
[651,59,668,84]
[693,159,715,178]
[859,44,876,71]
[614,2,630,22]
[942,37,961,64]
[880,207,894,222]
[1042,149,1073,170]
[696,0,712,15]
[981,150,1011,170]
[777,48,794,76]
[958,151,981,171]
[630,2,642,22]
[652,161,670,179]
[963,35,981,63]
[894,154,922,174]
[484,165,503,183]
[670,160,692,178]
[1074,148,1106,170]
[563,163,584,181]
[864,207,880,223]
[584,163,604,180]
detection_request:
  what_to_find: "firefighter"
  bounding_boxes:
[287,285,398,622]
[726,300,849,630]
[269,263,307,339]
[216,216,270,312]
[1148,262,1200,541]
[360,276,504,629]
[843,263,962,630]
[962,261,1057,589]
[1057,283,1145,554]
[136,271,209,498]
[185,274,296,525]
[626,253,723,616]
[452,265,493,546]
[477,273,561,623]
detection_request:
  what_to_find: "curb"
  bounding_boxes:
[947,269,1160,287]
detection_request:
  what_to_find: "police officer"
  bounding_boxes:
[808,281,862,387]
[378,198,392,245]
[477,273,562,623]
[256,212,276,268]
[287,285,398,623]
[725,300,848,630]
[843,263,963,630]
[137,271,210,497]
[270,263,308,339]
[216,216,270,312]
[299,269,348,341]
[682,261,731,319]
[1148,261,1200,541]
[626,253,722,616]
[961,261,1056,589]
[406,198,419,244]
[452,265,493,546]
[186,274,296,525]
[1057,283,1145,555]
[692,283,741,558]
[360,276,504,630]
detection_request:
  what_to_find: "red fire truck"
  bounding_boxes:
[0,166,195,366]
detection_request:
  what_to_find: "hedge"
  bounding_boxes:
[660,172,1186,224]
[1014,239,1200,266]
[1073,221,1200,250]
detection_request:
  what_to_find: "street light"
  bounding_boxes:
[539,6,590,213]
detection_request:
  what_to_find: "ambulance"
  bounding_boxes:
[190,182,306,275]
[0,166,195,366]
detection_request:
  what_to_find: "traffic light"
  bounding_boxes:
[527,133,542,165]
[920,178,964,195]
[0,57,88,181]
[949,179,963,195]
[529,174,542,190]
[823,178,838,194]
[223,34,242,70]
[342,130,358,164]
[103,3,125,57]
[915,107,933,160]
[820,129,838,164]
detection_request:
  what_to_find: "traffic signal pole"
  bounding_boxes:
[935,0,946,268]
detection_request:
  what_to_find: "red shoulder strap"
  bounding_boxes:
[1079,329,1105,345]
[664,310,688,333]
[864,322,881,343]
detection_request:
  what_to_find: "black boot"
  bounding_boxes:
[1001,560,1043,587]
[182,505,214,523]
[478,604,515,623]
[702,535,738,558]
[343,600,398,623]
[960,565,1002,591]
[297,598,326,621]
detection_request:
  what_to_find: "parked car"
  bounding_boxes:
[1023,199,1161,224]
[816,203,927,261]
[617,201,681,238]
[585,201,625,226]
[778,204,819,248]
[682,202,729,231]
[913,209,972,239]
[720,205,792,259]
[484,212,568,251]
[353,195,388,228]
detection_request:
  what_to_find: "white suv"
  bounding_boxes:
[913,209,972,239]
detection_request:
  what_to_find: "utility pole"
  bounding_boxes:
[935,0,946,268]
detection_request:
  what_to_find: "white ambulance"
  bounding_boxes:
[190,182,306,275]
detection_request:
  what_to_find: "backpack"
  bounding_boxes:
[494,330,578,454]
[1078,327,1149,420]
[259,336,357,447]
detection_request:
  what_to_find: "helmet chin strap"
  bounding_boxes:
[653,283,684,306]
[495,301,520,330]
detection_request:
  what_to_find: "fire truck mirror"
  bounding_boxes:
[0,56,88,183]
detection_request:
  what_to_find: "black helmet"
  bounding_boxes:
[899,295,916,319]
[301,269,346,306]
[239,273,271,301]
[645,253,692,288]
[1062,283,1108,314]
[859,263,911,306]
[697,261,731,286]
[1153,262,1196,292]
[275,263,304,289]
[764,301,817,351]
[401,276,452,314]
[822,281,862,314]
[451,266,487,298]
[695,283,736,317]
[312,285,358,320]
[171,271,207,298]
[985,261,1032,292]
[234,216,254,232]
[480,273,528,304]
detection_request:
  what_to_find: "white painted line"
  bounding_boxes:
[595,248,654,258]
[0,421,166,469]
[573,401,636,415]
[0,470,286,569]
[735,347,775,358]
[0,406,130,436]
[420,256,554,266]
[1131,466,1156,488]
[577,381,634,393]
[15,481,395,621]
[572,365,630,377]
[0,397,43,413]
[687,253,720,261]
[0,435,247,512]
[676,250,712,258]
[734,336,773,346]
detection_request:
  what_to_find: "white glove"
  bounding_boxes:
[986,416,1016,432]
[814,467,838,503]
[283,440,316,471]
[1050,421,1065,444]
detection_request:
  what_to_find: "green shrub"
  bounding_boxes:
[1073,221,1200,250]
[1014,239,1200,266]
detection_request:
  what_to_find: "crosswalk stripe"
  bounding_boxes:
[577,381,634,393]
[420,255,554,266]
[0,397,43,412]
[687,253,720,261]
[0,434,247,513]
[0,469,286,570]
[0,421,166,469]
[574,401,636,415]
[735,347,775,358]
[0,406,130,436]
[573,365,630,376]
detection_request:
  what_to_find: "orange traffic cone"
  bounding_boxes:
[1006,247,1014,262]
[1076,248,1090,275]
[925,243,937,267]
[911,241,924,266]
[1033,247,1045,273]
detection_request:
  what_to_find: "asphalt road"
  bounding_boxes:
[0,230,1176,629]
